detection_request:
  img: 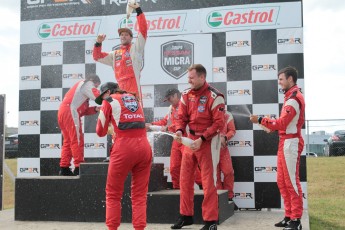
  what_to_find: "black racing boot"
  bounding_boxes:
[73,167,79,176]
[284,219,302,230]
[200,221,217,230]
[171,215,194,229]
[275,217,291,227]
[59,167,74,176]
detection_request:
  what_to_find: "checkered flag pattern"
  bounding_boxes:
[18,0,306,209]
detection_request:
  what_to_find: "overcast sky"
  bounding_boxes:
[0,0,344,133]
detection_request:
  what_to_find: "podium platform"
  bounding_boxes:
[15,162,234,224]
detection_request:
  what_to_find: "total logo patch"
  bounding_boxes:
[198,105,205,112]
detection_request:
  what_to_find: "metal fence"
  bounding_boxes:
[305,119,345,157]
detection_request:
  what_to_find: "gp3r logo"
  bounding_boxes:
[227,89,251,96]
[20,167,39,173]
[21,75,40,81]
[84,143,106,149]
[41,144,61,149]
[228,140,252,147]
[252,65,276,71]
[227,41,250,47]
[234,192,253,199]
[213,67,225,73]
[255,166,277,172]
[21,120,39,126]
[278,38,302,44]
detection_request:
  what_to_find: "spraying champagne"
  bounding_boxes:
[126,0,136,27]
[158,132,194,148]
[249,114,272,133]
[148,125,163,132]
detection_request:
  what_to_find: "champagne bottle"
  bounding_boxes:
[180,136,194,147]
[170,134,194,147]
[126,0,136,19]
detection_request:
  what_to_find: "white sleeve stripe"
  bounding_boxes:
[96,52,114,68]
[180,97,186,106]
[211,96,225,110]
[98,110,106,128]
[286,99,300,113]
[110,99,122,127]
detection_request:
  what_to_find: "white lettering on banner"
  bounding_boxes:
[123,114,144,119]
[164,57,191,66]
[202,2,302,31]
[171,46,183,50]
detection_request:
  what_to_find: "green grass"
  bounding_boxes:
[3,159,17,209]
[307,157,345,230]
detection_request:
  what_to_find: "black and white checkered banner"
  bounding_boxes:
[18,0,307,209]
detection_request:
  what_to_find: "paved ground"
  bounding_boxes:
[0,208,309,230]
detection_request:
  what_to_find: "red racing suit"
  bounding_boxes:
[58,80,100,168]
[152,104,183,189]
[260,85,305,220]
[96,93,152,230]
[93,13,147,101]
[176,82,225,221]
[217,111,236,199]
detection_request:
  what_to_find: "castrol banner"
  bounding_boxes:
[20,3,301,44]
[20,10,200,44]
[200,2,302,32]
[21,17,103,44]
[120,10,200,38]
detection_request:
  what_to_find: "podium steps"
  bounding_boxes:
[15,162,234,224]
[147,189,234,224]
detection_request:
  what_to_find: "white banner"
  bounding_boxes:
[19,66,41,90]
[254,156,278,182]
[40,134,62,158]
[20,9,201,44]
[21,3,302,44]
[200,2,302,33]
[17,158,40,178]
[18,111,41,135]
[233,182,255,208]
[228,130,254,156]
[84,133,107,158]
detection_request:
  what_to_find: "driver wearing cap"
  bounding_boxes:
[146,88,184,189]
[93,2,147,101]
[95,82,152,230]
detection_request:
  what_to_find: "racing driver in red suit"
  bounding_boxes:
[146,88,183,189]
[250,66,305,230]
[95,82,152,230]
[58,74,101,176]
[172,64,225,230]
[217,111,236,201]
[93,2,147,101]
